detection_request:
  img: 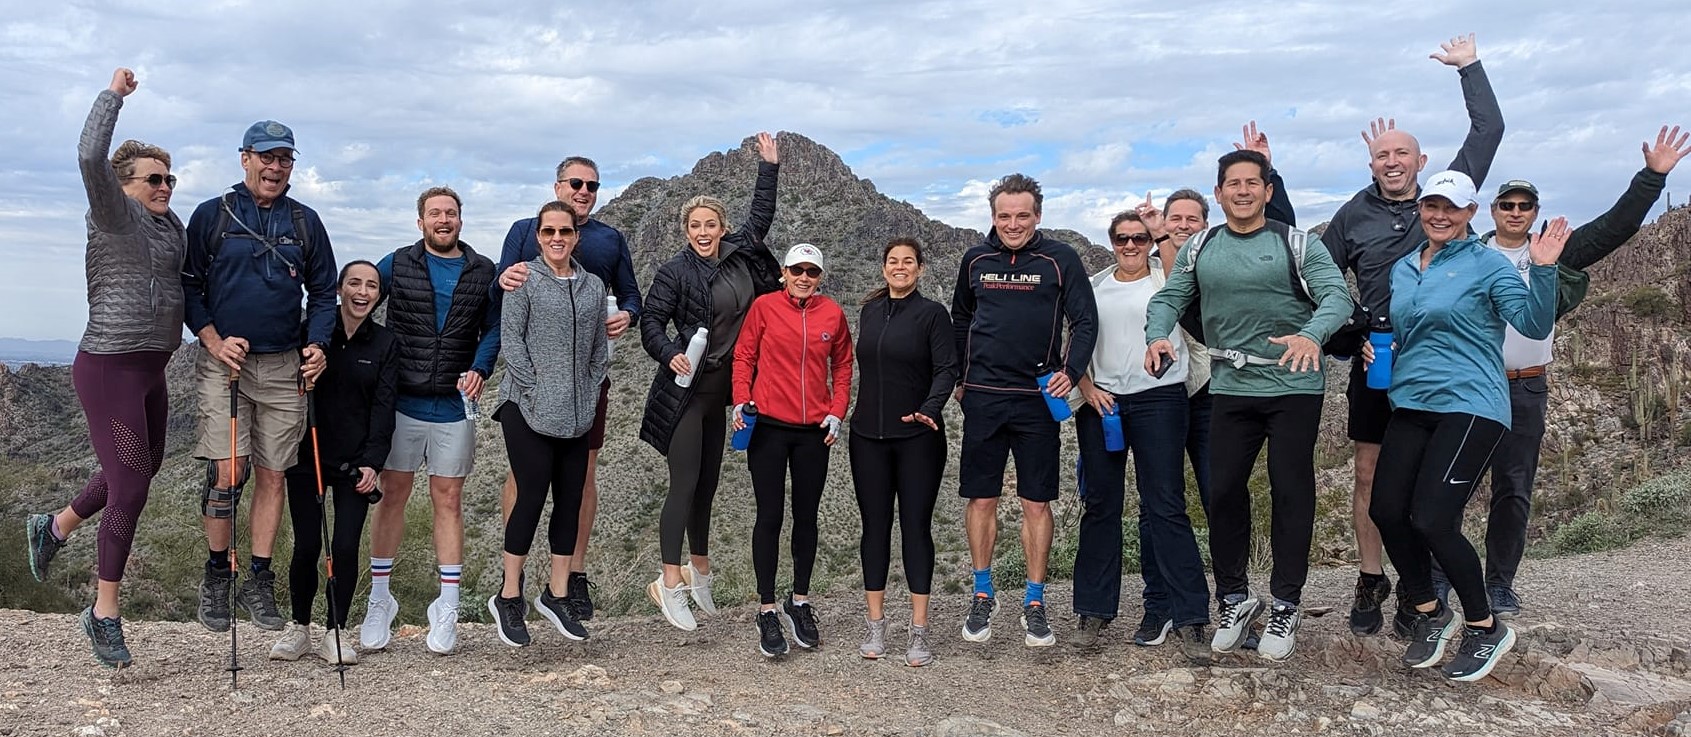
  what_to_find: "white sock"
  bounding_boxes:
[438,564,462,606]
[370,557,394,600]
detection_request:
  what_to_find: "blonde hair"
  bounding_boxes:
[110,139,171,179]
[680,196,728,232]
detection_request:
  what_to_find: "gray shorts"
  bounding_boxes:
[385,412,476,478]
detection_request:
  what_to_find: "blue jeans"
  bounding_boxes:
[1073,383,1209,626]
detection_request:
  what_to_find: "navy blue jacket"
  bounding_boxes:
[950,231,1098,396]
[183,182,338,352]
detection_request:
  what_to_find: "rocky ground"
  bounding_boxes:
[4,536,1690,737]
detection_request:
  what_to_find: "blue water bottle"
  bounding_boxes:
[1035,364,1073,422]
[1366,317,1393,390]
[1101,405,1125,452]
[731,402,758,451]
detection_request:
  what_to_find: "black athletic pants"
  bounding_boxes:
[1207,393,1322,605]
[659,369,728,565]
[500,404,589,558]
[749,421,830,605]
[285,468,368,628]
[849,430,945,596]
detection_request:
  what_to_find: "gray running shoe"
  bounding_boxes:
[1442,624,1517,682]
[235,568,286,630]
[1489,586,1521,619]
[1211,594,1264,653]
[860,617,887,659]
[961,594,997,643]
[80,607,132,668]
[26,514,65,582]
[198,566,234,633]
[1022,603,1055,647]
[1074,615,1107,649]
[906,624,933,667]
[1402,605,1457,669]
[1257,603,1301,662]
[1178,624,1212,666]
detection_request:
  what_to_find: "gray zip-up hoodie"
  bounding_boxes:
[498,256,608,439]
[78,89,186,354]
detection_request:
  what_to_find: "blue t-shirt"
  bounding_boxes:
[377,249,499,423]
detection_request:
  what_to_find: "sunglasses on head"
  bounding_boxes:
[125,173,177,188]
[1111,232,1152,246]
[561,178,601,193]
[538,226,577,238]
[786,265,822,278]
[1494,201,1537,212]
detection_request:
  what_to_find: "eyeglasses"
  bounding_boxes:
[1494,201,1538,212]
[538,226,578,238]
[560,178,601,193]
[124,173,177,189]
[1111,232,1152,246]
[246,150,296,168]
[786,265,822,278]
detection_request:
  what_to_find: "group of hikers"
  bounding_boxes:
[23,34,1691,688]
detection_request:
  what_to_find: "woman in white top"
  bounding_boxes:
[1071,210,1211,665]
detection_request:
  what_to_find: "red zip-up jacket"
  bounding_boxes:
[732,290,853,426]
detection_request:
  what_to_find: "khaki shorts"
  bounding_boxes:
[193,349,306,472]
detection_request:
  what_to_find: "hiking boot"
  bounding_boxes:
[359,591,398,650]
[1401,605,1457,669]
[316,627,358,665]
[757,610,789,658]
[565,571,595,622]
[780,597,821,649]
[80,607,132,668]
[1022,603,1055,647]
[1073,615,1107,649]
[1441,624,1516,682]
[860,617,887,659]
[488,595,531,648]
[1489,586,1521,620]
[198,565,234,633]
[26,513,65,582]
[235,568,286,631]
[1178,624,1212,666]
[269,622,310,661]
[961,594,997,643]
[680,562,718,616]
[426,596,460,654]
[1133,611,1173,646]
[1258,602,1301,662]
[647,575,697,631]
[1211,594,1263,653]
[1349,574,1393,636]
[906,624,933,667]
[537,585,589,641]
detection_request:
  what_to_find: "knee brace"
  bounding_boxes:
[201,459,250,519]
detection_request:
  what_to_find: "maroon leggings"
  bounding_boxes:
[68,350,171,582]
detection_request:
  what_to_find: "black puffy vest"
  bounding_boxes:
[386,241,495,396]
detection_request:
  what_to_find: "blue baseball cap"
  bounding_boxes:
[241,120,296,153]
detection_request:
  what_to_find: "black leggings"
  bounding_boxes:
[285,468,369,628]
[749,422,830,605]
[1369,409,1504,622]
[659,375,728,565]
[849,430,944,595]
[500,403,590,558]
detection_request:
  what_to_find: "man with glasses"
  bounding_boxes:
[494,155,642,620]
[359,186,498,655]
[182,120,337,634]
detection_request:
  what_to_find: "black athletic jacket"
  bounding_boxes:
[852,289,956,439]
[950,231,1098,396]
[288,313,399,478]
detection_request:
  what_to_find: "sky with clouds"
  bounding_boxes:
[2,0,1688,341]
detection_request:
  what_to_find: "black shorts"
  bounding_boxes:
[1346,359,1391,444]
[587,378,611,451]
[958,392,1060,502]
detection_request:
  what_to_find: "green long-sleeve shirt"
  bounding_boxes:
[1145,225,1353,397]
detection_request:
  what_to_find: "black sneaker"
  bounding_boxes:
[80,607,132,668]
[1489,586,1521,620]
[487,595,531,647]
[235,568,286,630]
[26,514,65,582]
[566,571,596,621]
[1391,601,1418,640]
[1178,624,1212,666]
[961,594,997,643]
[1441,623,1516,682]
[536,585,588,641]
[1073,615,1107,649]
[1348,574,1393,636]
[198,565,234,633]
[1133,611,1173,646]
[1022,603,1055,647]
[1401,604,1457,668]
[779,597,821,649]
[757,610,789,658]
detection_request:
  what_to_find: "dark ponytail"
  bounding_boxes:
[863,237,925,304]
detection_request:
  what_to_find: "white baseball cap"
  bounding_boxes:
[782,243,825,271]
[1418,170,1478,208]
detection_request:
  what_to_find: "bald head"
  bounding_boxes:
[1368,130,1429,201]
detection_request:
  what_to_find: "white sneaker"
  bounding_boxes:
[315,627,359,665]
[1211,594,1264,653]
[1258,603,1301,662]
[360,592,398,650]
[680,562,718,616]
[426,597,460,655]
[269,622,310,661]
[647,575,697,631]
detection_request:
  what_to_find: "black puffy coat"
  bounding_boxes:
[385,241,495,395]
[639,161,781,455]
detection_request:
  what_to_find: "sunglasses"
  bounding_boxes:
[561,178,601,193]
[246,150,296,168]
[1494,201,1538,212]
[125,173,177,189]
[538,226,578,238]
[1111,232,1152,246]
[786,265,822,278]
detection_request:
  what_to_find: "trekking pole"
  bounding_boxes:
[304,381,348,688]
[227,369,243,690]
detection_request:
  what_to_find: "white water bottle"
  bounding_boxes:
[605,295,619,361]
[675,327,709,388]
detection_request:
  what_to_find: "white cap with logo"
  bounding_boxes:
[783,243,825,271]
[1418,170,1478,209]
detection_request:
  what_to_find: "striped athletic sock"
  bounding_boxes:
[370,557,394,599]
[1025,580,1046,608]
[438,564,462,606]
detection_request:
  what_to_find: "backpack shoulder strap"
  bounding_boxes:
[1182,225,1229,274]
[209,192,239,263]
[1272,221,1314,305]
[287,198,313,263]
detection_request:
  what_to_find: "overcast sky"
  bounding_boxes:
[3,1,1688,341]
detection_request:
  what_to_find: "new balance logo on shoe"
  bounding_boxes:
[1473,643,1496,659]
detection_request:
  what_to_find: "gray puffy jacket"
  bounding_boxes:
[497,256,609,439]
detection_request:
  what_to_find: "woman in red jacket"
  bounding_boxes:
[732,243,853,658]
